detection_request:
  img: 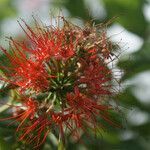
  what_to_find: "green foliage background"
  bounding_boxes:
[0,0,149,149]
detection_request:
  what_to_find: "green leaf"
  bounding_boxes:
[118,41,150,80]
[0,138,9,150]
[132,122,150,138]
[0,0,17,20]
[118,87,150,113]
[53,0,91,20]
[58,140,65,150]
[118,139,145,150]
[103,0,148,37]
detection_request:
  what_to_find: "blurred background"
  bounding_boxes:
[0,0,150,149]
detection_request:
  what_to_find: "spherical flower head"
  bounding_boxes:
[0,16,122,148]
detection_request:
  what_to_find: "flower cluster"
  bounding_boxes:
[0,17,121,148]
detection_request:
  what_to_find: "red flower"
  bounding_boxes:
[77,58,112,96]
[0,45,50,93]
[0,17,122,148]
[66,87,120,132]
[0,98,51,148]
[16,19,75,62]
[0,98,37,130]
[18,113,50,148]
